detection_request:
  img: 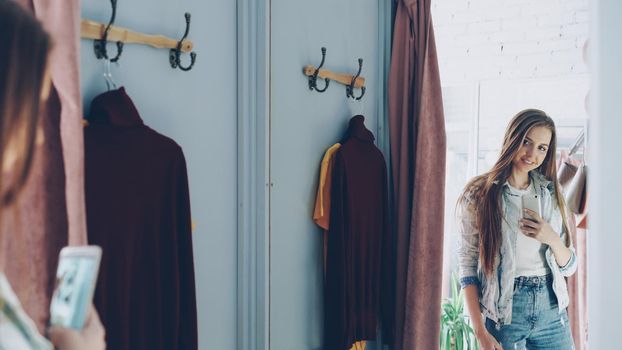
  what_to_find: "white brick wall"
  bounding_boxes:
[432,0,590,83]
[432,0,591,139]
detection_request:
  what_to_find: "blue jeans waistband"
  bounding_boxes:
[514,274,553,288]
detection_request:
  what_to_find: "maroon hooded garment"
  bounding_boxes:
[84,87,198,350]
[324,115,394,350]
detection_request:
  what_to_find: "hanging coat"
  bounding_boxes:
[324,115,393,350]
[84,87,198,350]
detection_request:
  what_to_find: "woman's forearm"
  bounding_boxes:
[463,284,485,334]
[549,236,572,267]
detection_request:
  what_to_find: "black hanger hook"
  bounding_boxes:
[93,0,124,62]
[308,47,329,93]
[170,12,197,72]
[346,58,365,100]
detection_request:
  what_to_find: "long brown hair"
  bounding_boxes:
[0,0,51,206]
[458,109,571,276]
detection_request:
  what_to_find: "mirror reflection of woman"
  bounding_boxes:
[457,109,577,349]
[0,1,105,349]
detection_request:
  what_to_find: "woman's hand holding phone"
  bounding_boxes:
[519,208,559,246]
[48,305,106,350]
[519,193,557,245]
[48,246,106,349]
[49,246,101,329]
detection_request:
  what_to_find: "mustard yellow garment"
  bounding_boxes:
[313,143,341,229]
[349,340,367,350]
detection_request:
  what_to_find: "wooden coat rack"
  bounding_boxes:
[302,65,365,89]
[303,47,366,100]
[80,0,196,71]
[81,19,193,53]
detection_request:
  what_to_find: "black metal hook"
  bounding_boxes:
[346,58,365,100]
[169,13,197,72]
[308,47,329,93]
[93,0,124,62]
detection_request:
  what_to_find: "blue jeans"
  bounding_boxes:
[485,274,574,350]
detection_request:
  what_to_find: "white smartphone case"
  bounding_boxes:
[49,245,102,330]
[521,193,542,219]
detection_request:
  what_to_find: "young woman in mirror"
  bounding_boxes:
[457,109,577,349]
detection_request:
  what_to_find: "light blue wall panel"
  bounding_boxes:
[270,1,381,349]
[80,1,237,349]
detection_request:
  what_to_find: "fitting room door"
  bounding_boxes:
[269,1,386,349]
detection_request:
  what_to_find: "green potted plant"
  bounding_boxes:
[440,273,479,350]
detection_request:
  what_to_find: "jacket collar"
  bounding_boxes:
[342,115,375,143]
[498,170,553,192]
[87,87,144,127]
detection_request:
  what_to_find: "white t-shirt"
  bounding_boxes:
[506,183,551,277]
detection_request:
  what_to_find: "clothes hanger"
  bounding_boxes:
[348,89,365,116]
[82,58,116,128]
[568,128,585,157]
[103,59,118,91]
[356,97,364,116]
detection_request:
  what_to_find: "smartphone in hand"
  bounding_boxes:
[49,246,102,330]
[521,193,542,221]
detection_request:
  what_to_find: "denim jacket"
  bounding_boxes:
[0,273,53,350]
[457,171,578,328]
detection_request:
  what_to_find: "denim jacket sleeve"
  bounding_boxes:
[556,225,578,277]
[457,196,480,289]
[547,193,578,277]
[558,248,577,276]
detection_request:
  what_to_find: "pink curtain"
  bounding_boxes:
[567,225,588,350]
[32,0,86,247]
[560,151,589,350]
[1,0,86,332]
[388,0,446,348]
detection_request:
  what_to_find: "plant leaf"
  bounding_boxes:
[457,288,465,312]
[445,332,451,350]
[442,271,483,350]
[452,272,459,302]
[456,329,464,350]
